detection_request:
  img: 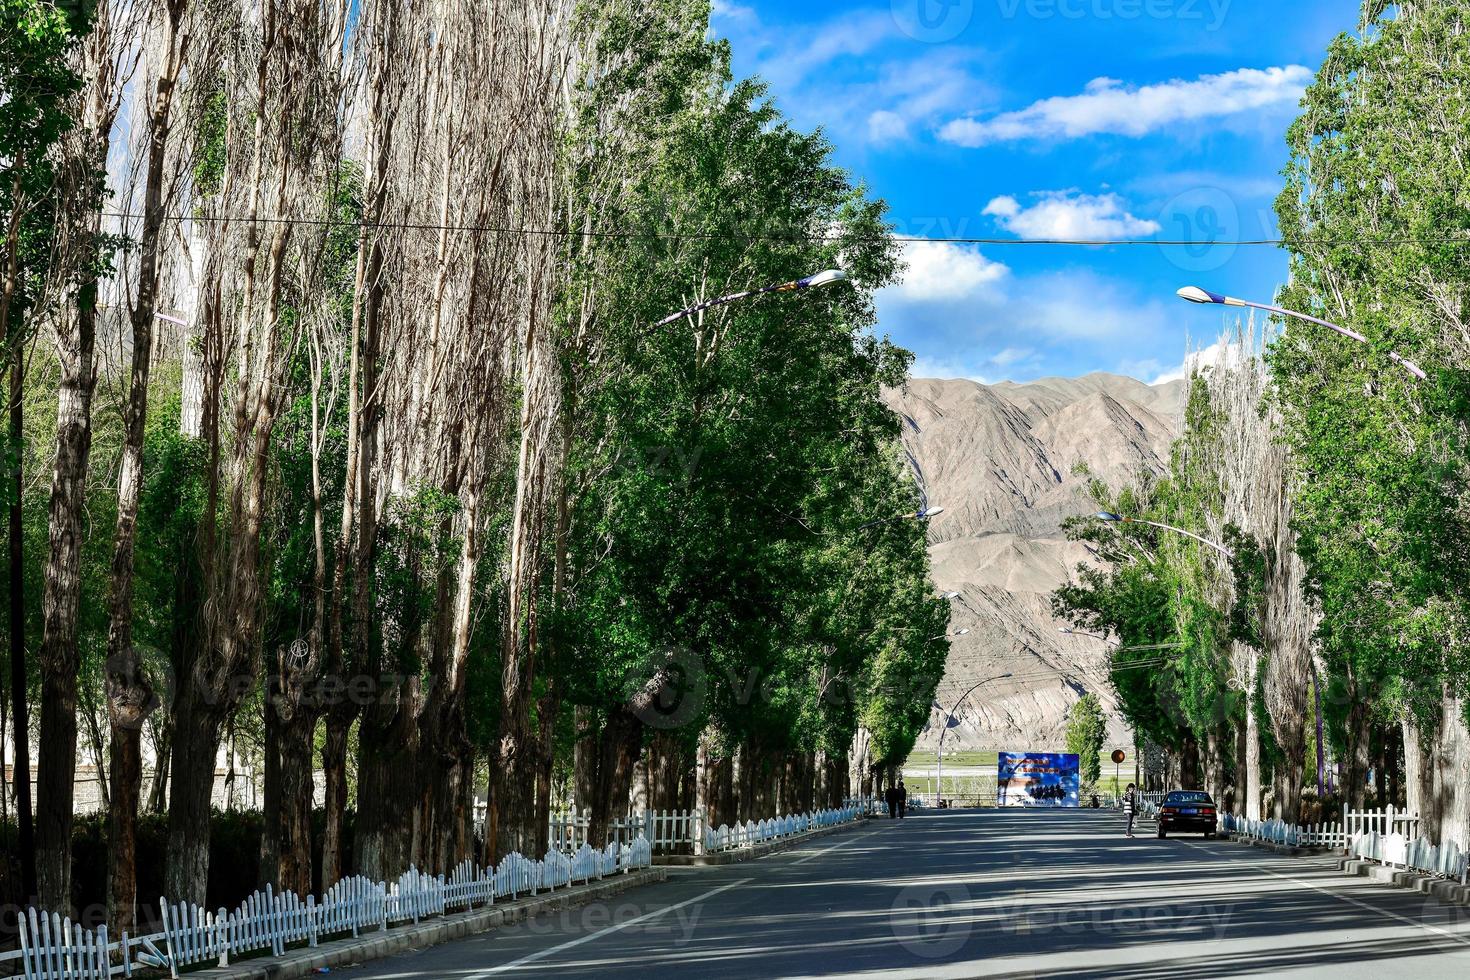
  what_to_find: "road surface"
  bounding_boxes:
[347,808,1470,978]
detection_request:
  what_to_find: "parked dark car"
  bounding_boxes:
[1156,790,1218,839]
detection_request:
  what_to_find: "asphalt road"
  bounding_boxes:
[344,808,1470,978]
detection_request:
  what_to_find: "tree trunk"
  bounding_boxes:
[1203,729,1227,807]
[6,337,35,903]
[1435,689,1470,850]
[35,274,101,913]
[1179,736,1201,790]
[276,709,315,894]
[586,708,642,849]
[260,702,280,887]
[165,699,221,904]
[106,4,184,927]
[1344,688,1370,810]
[355,684,419,881]
[320,717,350,887]
[147,720,170,813]
[1246,690,1258,822]
[1373,727,1388,807]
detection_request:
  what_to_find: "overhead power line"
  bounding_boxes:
[99,210,1470,249]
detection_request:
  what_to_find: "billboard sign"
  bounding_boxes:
[997,752,1080,807]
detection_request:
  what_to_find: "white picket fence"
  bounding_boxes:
[1349,830,1470,884]
[547,808,700,854]
[1222,813,1345,848]
[1343,803,1420,839]
[703,802,866,853]
[1222,806,1469,886]
[6,838,653,980]
[548,799,874,856]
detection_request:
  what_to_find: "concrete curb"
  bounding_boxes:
[1334,856,1470,905]
[1226,834,1303,857]
[186,868,667,980]
[655,816,869,866]
[1223,835,1470,908]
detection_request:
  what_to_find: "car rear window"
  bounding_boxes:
[1165,791,1213,803]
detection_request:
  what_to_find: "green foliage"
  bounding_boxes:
[191,89,229,200]
[551,2,941,771]
[1271,2,1470,729]
[1065,694,1106,786]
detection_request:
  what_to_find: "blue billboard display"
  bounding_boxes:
[997,752,1081,807]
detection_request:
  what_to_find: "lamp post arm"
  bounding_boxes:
[935,672,1012,807]
[1122,517,1235,560]
[648,270,847,333]
[1232,298,1427,381]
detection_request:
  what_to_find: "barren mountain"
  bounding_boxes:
[885,374,1185,754]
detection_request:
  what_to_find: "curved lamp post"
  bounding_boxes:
[856,505,944,531]
[934,672,1013,807]
[1058,626,1116,646]
[1095,511,1235,560]
[1057,628,1185,655]
[651,268,849,331]
[1175,286,1426,381]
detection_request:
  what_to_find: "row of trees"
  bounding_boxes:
[0,0,949,928]
[1055,1,1470,843]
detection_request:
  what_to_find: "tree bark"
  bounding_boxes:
[320,717,350,886]
[586,708,642,850]
[106,0,184,929]
[1344,685,1370,810]
[1246,681,1258,822]
[165,694,221,903]
[35,271,101,913]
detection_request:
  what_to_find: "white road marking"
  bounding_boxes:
[464,878,751,977]
[1178,837,1470,948]
[791,828,884,865]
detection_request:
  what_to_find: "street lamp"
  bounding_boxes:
[651,268,850,331]
[934,672,1013,808]
[1058,627,1116,646]
[1095,511,1235,560]
[856,505,944,530]
[1175,286,1426,381]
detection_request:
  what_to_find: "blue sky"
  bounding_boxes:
[710,0,1355,383]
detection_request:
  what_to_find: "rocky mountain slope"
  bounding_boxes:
[886,374,1185,753]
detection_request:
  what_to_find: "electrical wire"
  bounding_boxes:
[98,209,1470,249]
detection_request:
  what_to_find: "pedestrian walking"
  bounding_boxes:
[884,782,897,819]
[897,780,908,819]
[1123,783,1137,837]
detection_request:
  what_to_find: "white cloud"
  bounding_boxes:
[990,346,1033,368]
[983,191,1161,241]
[709,7,988,147]
[1150,336,1255,385]
[709,0,755,20]
[893,241,1010,301]
[909,356,993,384]
[939,66,1313,146]
[867,110,909,145]
[1011,271,1172,342]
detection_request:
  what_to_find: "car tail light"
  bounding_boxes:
[1161,806,1177,815]
[1202,807,1216,815]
